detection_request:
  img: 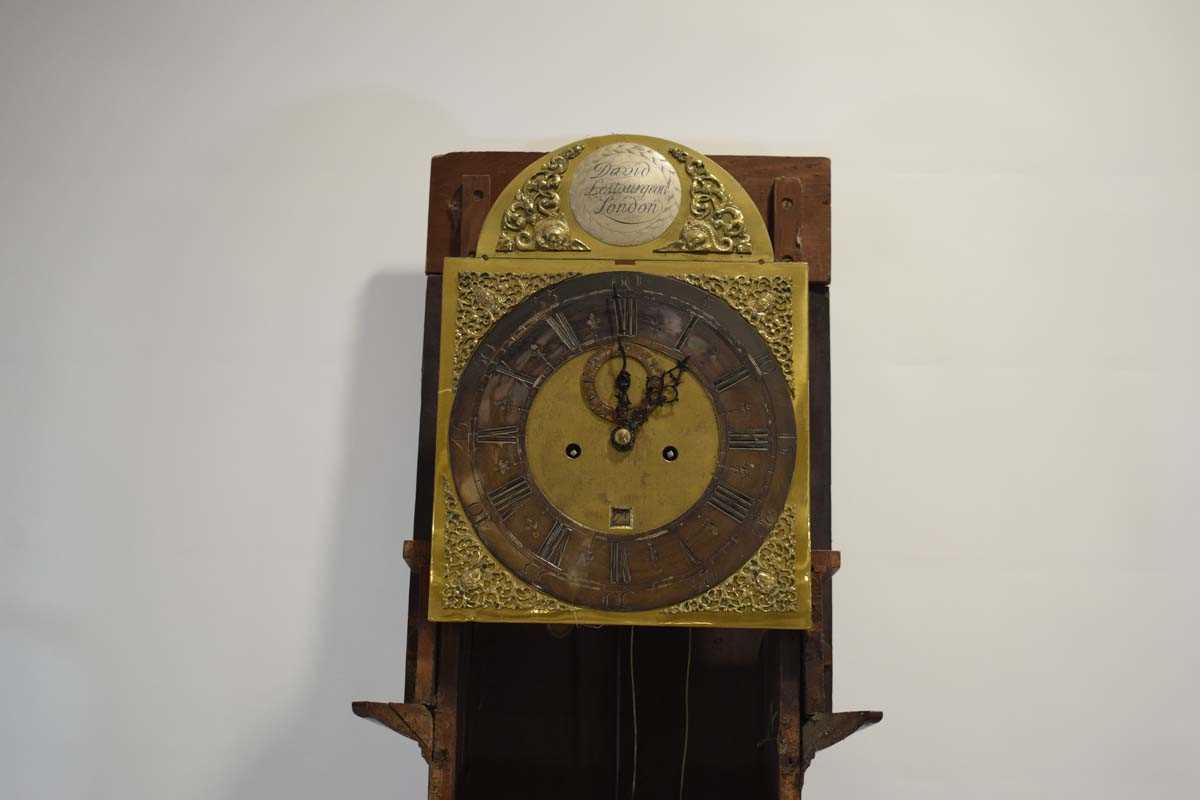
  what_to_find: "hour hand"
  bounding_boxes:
[613,340,633,420]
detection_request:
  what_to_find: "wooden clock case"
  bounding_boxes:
[353,143,880,799]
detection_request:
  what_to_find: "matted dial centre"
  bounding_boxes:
[525,347,718,535]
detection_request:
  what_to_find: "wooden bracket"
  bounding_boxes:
[801,711,883,771]
[352,701,434,763]
[811,549,841,578]
[772,176,806,264]
[403,539,431,571]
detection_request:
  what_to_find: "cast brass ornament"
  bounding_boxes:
[656,149,753,255]
[664,506,799,615]
[683,273,795,393]
[451,270,579,386]
[439,477,570,613]
[497,144,590,253]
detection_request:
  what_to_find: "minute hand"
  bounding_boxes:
[613,339,633,423]
[628,357,688,431]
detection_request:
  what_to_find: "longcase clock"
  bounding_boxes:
[354,135,880,799]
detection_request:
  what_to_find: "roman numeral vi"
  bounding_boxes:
[610,541,631,585]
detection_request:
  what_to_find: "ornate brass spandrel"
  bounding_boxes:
[664,506,800,615]
[439,477,573,613]
[656,148,754,255]
[451,270,580,386]
[496,144,590,253]
[682,273,795,394]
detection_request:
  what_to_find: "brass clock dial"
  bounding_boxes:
[448,271,796,611]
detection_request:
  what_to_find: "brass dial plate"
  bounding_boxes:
[448,271,795,612]
[430,257,811,628]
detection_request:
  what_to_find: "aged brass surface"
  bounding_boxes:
[429,256,811,628]
[664,505,799,615]
[496,144,590,253]
[475,134,773,263]
[439,476,570,613]
[579,341,664,421]
[451,270,579,386]
[447,269,795,611]
[525,348,720,535]
[428,131,807,628]
[683,273,796,393]
[656,149,754,255]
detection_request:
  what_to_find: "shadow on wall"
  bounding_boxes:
[228,270,430,798]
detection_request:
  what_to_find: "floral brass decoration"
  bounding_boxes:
[452,270,579,386]
[497,144,591,253]
[440,478,571,613]
[665,506,799,615]
[655,149,753,255]
[682,273,795,394]
[442,268,805,620]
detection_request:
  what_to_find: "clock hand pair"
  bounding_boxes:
[609,338,637,451]
[642,356,688,410]
[625,356,687,430]
[610,355,688,452]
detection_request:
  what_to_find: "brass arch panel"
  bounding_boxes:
[476,134,773,262]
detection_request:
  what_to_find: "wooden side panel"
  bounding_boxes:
[404,274,443,705]
[404,540,436,705]
[429,624,465,800]
[809,286,831,552]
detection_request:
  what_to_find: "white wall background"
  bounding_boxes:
[2,1,1197,797]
